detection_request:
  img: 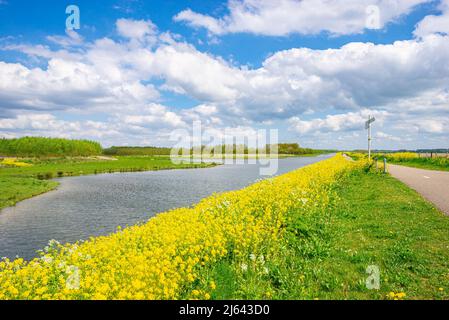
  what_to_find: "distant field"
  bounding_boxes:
[379,153,449,171]
[104,144,332,157]
[0,156,215,210]
[390,159,449,171]
[347,152,449,171]
[171,153,323,161]
[386,157,449,171]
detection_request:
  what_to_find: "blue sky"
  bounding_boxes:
[0,0,448,149]
[0,0,436,64]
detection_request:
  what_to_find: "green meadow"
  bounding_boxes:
[203,169,449,300]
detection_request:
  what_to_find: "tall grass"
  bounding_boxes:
[389,156,449,170]
[347,151,449,171]
[0,137,102,157]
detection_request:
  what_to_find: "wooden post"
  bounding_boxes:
[368,117,372,161]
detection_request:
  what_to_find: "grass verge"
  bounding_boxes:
[346,152,449,171]
[388,158,449,171]
[204,170,449,300]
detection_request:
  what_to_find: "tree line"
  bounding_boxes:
[0,137,102,157]
[103,146,172,156]
[1,138,326,157]
[105,143,325,156]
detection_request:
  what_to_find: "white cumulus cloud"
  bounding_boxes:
[414,0,449,37]
[175,0,430,36]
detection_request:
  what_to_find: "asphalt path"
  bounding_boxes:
[388,164,449,215]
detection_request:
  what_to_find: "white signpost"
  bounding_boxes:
[365,116,375,161]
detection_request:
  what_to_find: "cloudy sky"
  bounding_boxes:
[0,0,448,149]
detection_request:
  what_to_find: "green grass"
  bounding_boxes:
[302,171,449,299]
[0,177,58,210]
[388,158,449,171]
[202,170,449,300]
[347,151,449,171]
[0,156,216,209]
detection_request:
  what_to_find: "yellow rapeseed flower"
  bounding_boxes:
[0,154,360,300]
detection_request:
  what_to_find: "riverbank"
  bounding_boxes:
[0,156,216,210]
[0,154,328,211]
[0,154,357,299]
[0,155,333,261]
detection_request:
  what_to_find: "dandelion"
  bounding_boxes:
[192,290,200,296]
[396,292,406,299]
[240,263,248,272]
[387,292,406,300]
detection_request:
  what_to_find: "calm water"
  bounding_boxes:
[0,155,332,260]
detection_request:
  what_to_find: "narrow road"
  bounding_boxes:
[388,164,449,215]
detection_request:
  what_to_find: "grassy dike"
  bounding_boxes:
[1,156,448,300]
[0,156,215,210]
[0,154,356,300]
[223,170,449,300]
